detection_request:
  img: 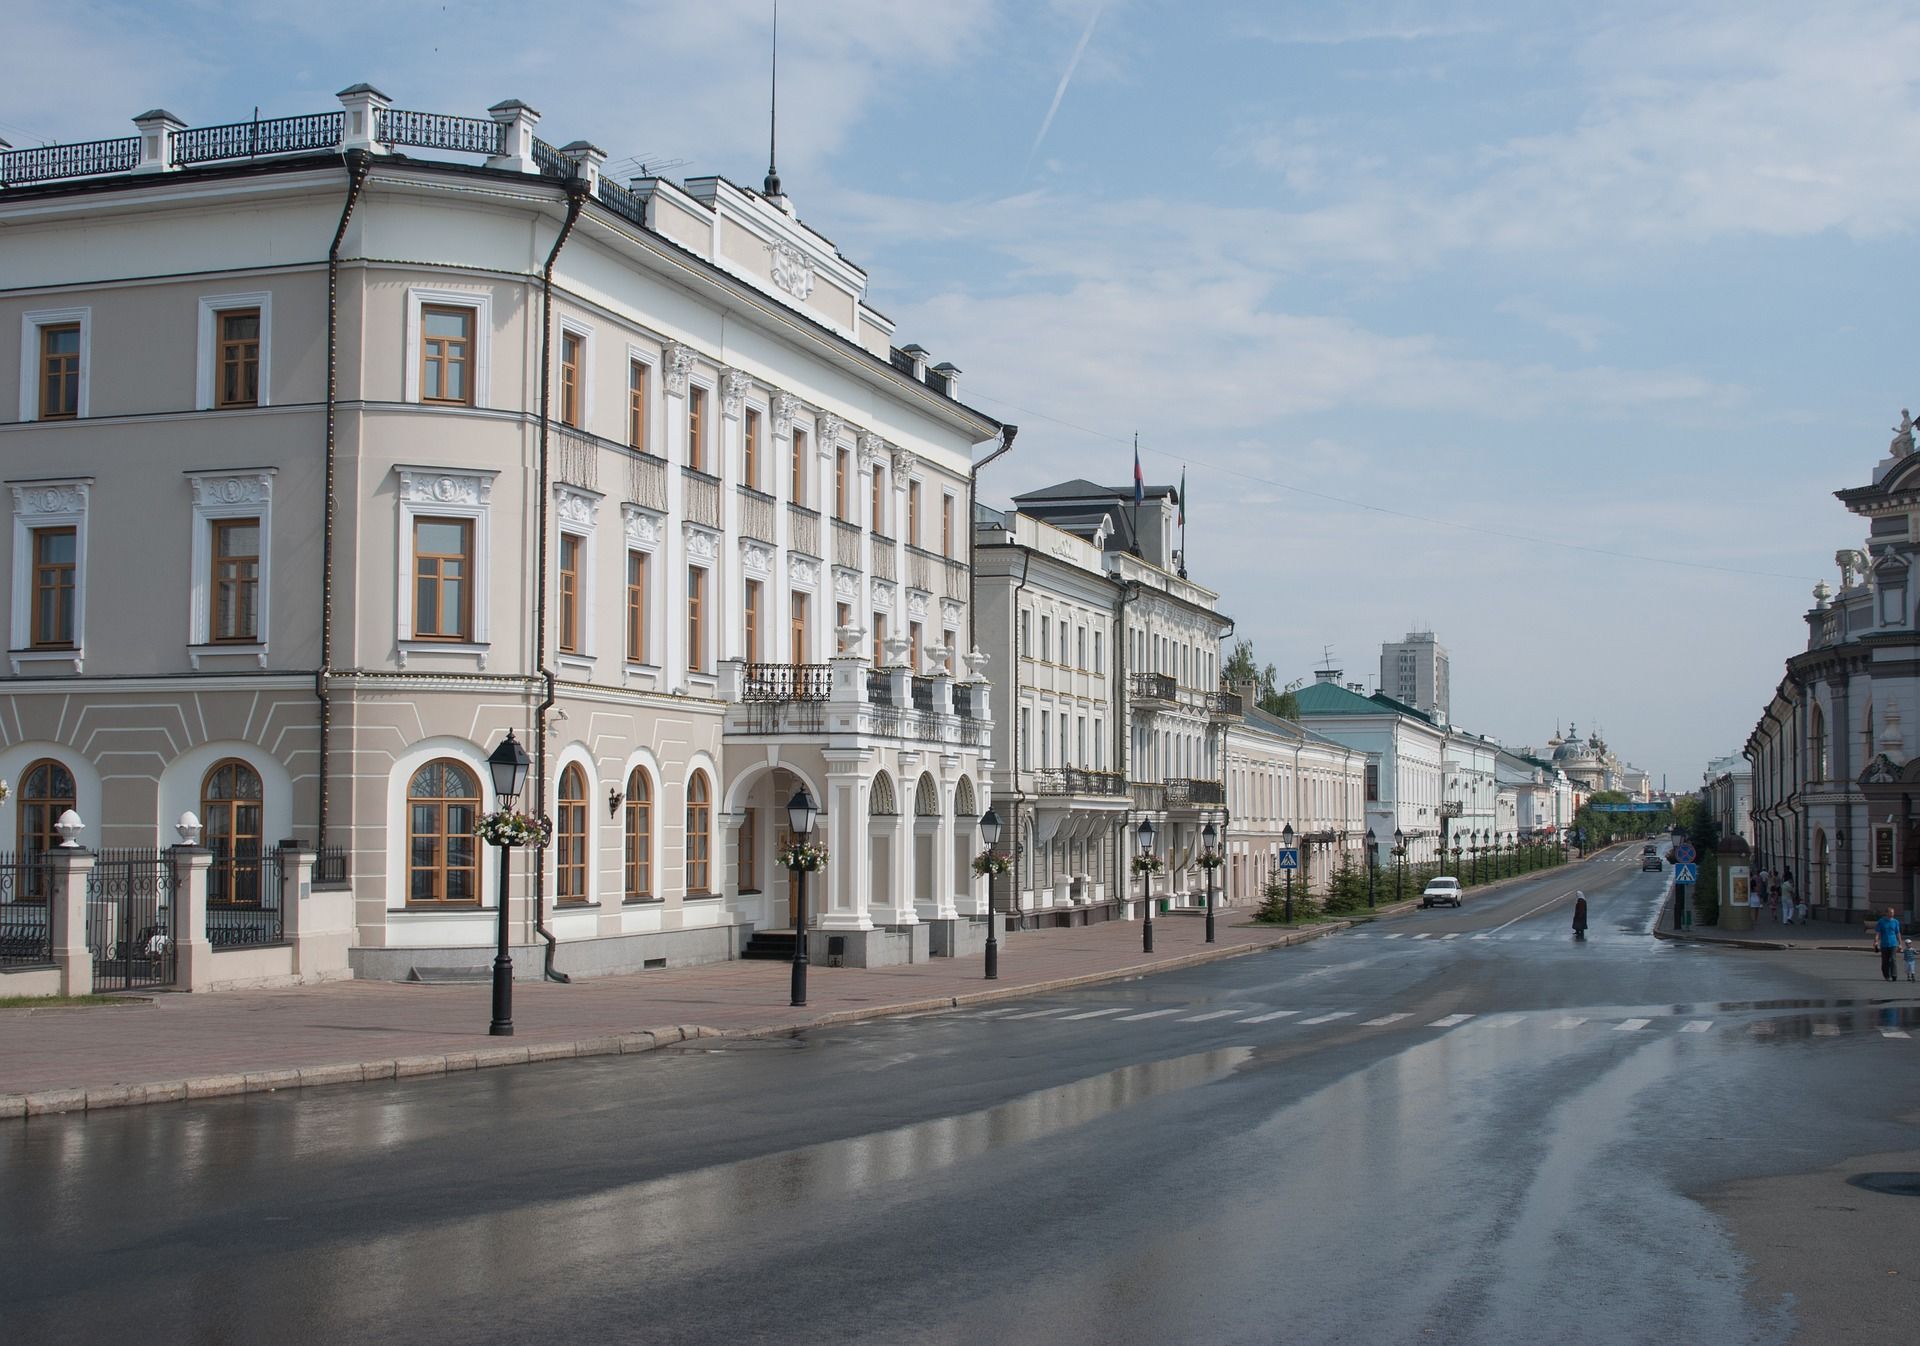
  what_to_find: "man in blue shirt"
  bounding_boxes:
[1875,909,1904,982]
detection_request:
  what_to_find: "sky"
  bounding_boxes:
[15,0,1917,787]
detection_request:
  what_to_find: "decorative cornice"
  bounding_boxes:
[188,470,273,509]
[10,480,91,516]
[397,468,494,507]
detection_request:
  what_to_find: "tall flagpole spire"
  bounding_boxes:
[764,1,783,199]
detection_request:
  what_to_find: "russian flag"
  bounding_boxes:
[1133,442,1144,506]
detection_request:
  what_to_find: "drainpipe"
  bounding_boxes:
[1115,577,1139,911]
[966,423,1017,649]
[530,178,589,982]
[315,149,373,850]
[1006,545,1035,923]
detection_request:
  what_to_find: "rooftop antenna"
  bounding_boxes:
[1319,645,1336,673]
[763,0,782,200]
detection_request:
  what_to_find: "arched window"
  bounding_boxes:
[15,758,75,899]
[202,759,264,905]
[624,767,653,900]
[915,773,940,816]
[1809,703,1829,781]
[686,771,712,893]
[407,760,481,904]
[556,763,588,902]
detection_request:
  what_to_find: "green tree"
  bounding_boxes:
[1222,639,1301,719]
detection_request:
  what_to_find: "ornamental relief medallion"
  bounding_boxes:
[623,505,662,550]
[189,473,272,508]
[11,482,90,516]
[790,557,821,590]
[940,599,963,627]
[741,540,773,576]
[869,577,895,611]
[906,590,931,620]
[771,242,816,301]
[683,523,719,562]
[555,486,599,529]
[398,470,490,506]
[833,568,858,601]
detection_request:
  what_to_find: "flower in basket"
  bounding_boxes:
[0,778,9,804]
[475,809,552,848]
[779,840,829,872]
[971,849,1013,877]
[1196,848,1226,871]
[1131,851,1165,875]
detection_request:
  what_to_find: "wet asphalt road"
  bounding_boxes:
[7,853,1920,1346]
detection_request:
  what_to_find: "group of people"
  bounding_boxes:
[1872,908,1917,983]
[1747,867,1807,925]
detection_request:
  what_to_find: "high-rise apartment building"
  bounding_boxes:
[1380,631,1450,723]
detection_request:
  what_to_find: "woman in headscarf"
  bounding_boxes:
[1572,891,1589,940]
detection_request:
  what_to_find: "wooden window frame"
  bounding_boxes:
[790,591,809,666]
[210,517,261,644]
[738,806,759,895]
[38,323,81,421]
[791,428,808,502]
[558,329,585,428]
[406,760,482,906]
[688,385,708,473]
[744,408,762,490]
[555,763,589,903]
[419,304,476,407]
[942,494,955,557]
[201,758,265,907]
[412,517,474,642]
[686,771,713,895]
[687,565,708,674]
[214,307,261,409]
[908,479,921,547]
[16,758,76,893]
[29,525,77,649]
[836,601,852,653]
[744,577,763,663]
[625,549,648,664]
[624,768,653,900]
[835,448,850,520]
[871,465,886,535]
[628,359,649,452]
[558,532,583,654]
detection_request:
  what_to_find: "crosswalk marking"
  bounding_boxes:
[1116,1008,1183,1022]
[1883,1030,1911,1039]
[1442,933,1462,940]
[1681,1020,1713,1033]
[1812,1023,1841,1037]
[1554,1017,1587,1029]
[1302,1011,1355,1024]
[1480,1015,1526,1029]
[1429,1013,1475,1028]
[974,1007,1021,1017]
[1003,1007,1071,1020]
[1060,1007,1127,1021]
[1239,1009,1302,1024]
[1470,933,1491,940]
[1615,1018,1651,1032]
[1363,1013,1411,1026]
[1382,933,1406,940]
[1179,1009,1242,1023]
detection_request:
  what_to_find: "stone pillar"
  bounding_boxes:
[718,657,745,703]
[830,650,869,704]
[486,99,541,173]
[929,671,956,715]
[559,140,606,193]
[336,84,392,154]
[132,109,186,174]
[888,808,918,926]
[172,846,214,992]
[47,849,94,997]
[280,846,318,977]
[820,754,871,930]
[933,769,961,919]
[662,345,693,684]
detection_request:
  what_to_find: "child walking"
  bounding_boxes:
[1905,938,1917,983]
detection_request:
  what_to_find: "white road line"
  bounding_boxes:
[1480,1015,1526,1029]
[1429,1013,1475,1028]
[1239,1009,1302,1024]
[1060,1007,1127,1021]
[1470,933,1491,940]
[973,1007,1021,1017]
[1442,933,1462,940]
[1362,1013,1412,1026]
[1812,1023,1841,1037]
[1348,932,1371,938]
[1615,1018,1651,1032]
[1489,889,1581,933]
[1116,1008,1184,1022]
[1680,1020,1713,1033]
[1554,1017,1587,1029]
[1302,1011,1356,1024]
[1003,1007,1071,1020]
[1882,1029,1911,1039]
[1179,1009,1242,1023]
[1381,933,1406,940]
[1411,933,1432,941]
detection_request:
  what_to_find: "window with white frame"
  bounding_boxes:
[621,504,663,666]
[187,471,274,658]
[8,479,90,668]
[395,468,495,663]
[554,483,600,666]
[556,320,592,430]
[196,293,272,410]
[19,308,90,422]
[404,288,493,408]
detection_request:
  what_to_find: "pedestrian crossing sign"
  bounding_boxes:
[1673,863,1698,884]
[1277,848,1300,870]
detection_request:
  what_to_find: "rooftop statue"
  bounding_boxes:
[1893,409,1915,458]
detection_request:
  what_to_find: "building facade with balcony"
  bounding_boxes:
[1701,753,1753,848]
[0,86,1001,980]
[1222,703,1367,904]
[1291,670,1446,866]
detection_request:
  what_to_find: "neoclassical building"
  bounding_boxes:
[0,85,1001,980]
[1222,704,1367,901]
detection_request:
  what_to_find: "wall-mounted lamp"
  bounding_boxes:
[608,787,623,818]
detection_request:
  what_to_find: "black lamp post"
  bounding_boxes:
[787,786,817,1007]
[980,807,1002,979]
[1201,818,1219,944]
[487,728,531,1037]
[1282,822,1295,924]
[1394,827,1406,904]
[1138,816,1157,953]
[1366,825,1377,908]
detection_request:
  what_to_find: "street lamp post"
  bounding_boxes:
[1138,817,1157,953]
[1394,827,1406,904]
[980,807,1002,979]
[486,728,531,1038]
[1366,826,1377,909]
[787,786,818,1007]
[1282,822,1295,924]
[1201,819,1219,944]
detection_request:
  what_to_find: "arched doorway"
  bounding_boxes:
[202,759,265,905]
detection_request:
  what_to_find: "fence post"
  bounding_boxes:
[172,846,213,992]
[47,848,94,996]
[280,847,318,976]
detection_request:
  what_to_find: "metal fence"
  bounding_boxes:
[0,853,52,967]
[171,112,345,165]
[204,849,286,949]
[0,135,140,185]
[375,108,503,156]
[88,850,175,992]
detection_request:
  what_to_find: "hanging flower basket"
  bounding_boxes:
[0,778,10,804]
[972,850,1012,877]
[475,809,552,848]
[1196,849,1225,871]
[1132,852,1165,876]
[779,841,829,872]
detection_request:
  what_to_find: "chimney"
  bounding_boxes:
[1314,668,1342,683]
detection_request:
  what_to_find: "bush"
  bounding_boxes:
[1256,873,1320,923]
[1324,859,1370,913]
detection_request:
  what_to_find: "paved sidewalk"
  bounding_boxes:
[1657,907,1894,952]
[1,911,1363,1119]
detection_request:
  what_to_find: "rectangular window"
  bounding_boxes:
[739,807,759,894]
[1020,708,1032,770]
[1040,713,1050,768]
[688,386,708,472]
[872,611,887,668]
[1077,715,1087,766]
[1365,764,1379,802]
[744,408,762,490]
[943,494,955,557]
[687,566,708,672]
[909,621,923,672]
[215,308,261,408]
[420,305,475,406]
[791,428,808,501]
[1077,627,1087,670]
[559,330,584,428]
[1093,631,1103,673]
[558,533,582,654]
[1040,615,1051,663]
[628,360,648,451]
[625,549,648,663]
[744,578,763,662]
[907,479,921,546]
[1059,712,1068,768]
[413,518,473,640]
[836,448,850,519]
[1019,610,1030,658]
[790,591,809,665]
[211,518,261,643]
[39,324,81,421]
[836,601,852,652]
[872,467,887,535]
[29,526,76,648]
[1094,718,1104,769]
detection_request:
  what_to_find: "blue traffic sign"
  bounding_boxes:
[1276,848,1301,871]
[1673,863,1698,884]
[1675,842,1697,864]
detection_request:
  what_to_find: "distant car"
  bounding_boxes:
[1642,843,1658,855]
[1420,876,1463,908]
[1641,854,1663,871]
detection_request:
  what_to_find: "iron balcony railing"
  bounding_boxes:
[531,137,571,178]
[1034,768,1128,797]
[1165,778,1226,807]
[1207,690,1244,717]
[314,845,349,889]
[741,662,831,703]
[597,175,647,226]
[171,112,345,165]
[1130,672,1177,703]
[0,135,140,185]
[911,676,936,711]
[867,669,895,706]
[375,108,503,156]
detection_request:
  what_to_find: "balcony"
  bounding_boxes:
[1165,778,1226,808]
[832,519,861,569]
[1207,690,1244,720]
[1034,768,1129,798]
[738,486,775,543]
[741,662,831,702]
[720,658,991,750]
[788,504,821,558]
[682,467,721,528]
[1129,672,1177,707]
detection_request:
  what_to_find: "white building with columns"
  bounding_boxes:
[1291,670,1447,866]
[1222,704,1368,903]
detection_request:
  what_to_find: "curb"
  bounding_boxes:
[1,923,1345,1121]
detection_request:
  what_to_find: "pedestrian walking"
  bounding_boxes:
[1904,938,1917,983]
[1778,873,1797,924]
[1572,892,1589,940]
[1748,877,1765,925]
[1874,908,1904,982]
